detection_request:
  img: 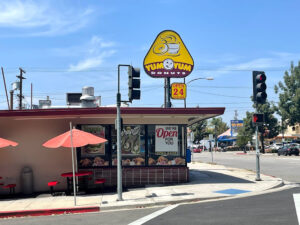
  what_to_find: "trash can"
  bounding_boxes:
[186,148,191,163]
[21,167,33,194]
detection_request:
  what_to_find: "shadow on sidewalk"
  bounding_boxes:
[189,170,254,184]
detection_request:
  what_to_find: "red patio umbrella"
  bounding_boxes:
[43,128,107,148]
[43,123,108,205]
[0,137,18,148]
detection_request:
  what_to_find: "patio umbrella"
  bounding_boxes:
[0,137,18,148]
[42,122,107,205]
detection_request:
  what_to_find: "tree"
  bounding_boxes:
[237,102,279,153]
[190,120,208,144]
[236,112,254,149]
[274,61,300,126]
[256,102,280,139]
[209,117,229,137]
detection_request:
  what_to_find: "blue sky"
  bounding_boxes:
[0,0,300,126]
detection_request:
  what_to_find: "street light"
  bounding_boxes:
[184,77,214,108]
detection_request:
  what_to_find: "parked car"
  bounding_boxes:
[270,143,283,150]
[289,143,300,153]
[277,144,299,156]
[193,146,206,153]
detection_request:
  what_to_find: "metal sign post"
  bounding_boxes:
[255,124,261,181]
[209,134,214,163]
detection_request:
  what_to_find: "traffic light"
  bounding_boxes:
[252,71,267,104]
[128,66,140,101]
[252,113,264,124]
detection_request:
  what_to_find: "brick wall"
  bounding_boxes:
[81,166,189,188]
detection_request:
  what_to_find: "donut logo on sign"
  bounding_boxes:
[144,30,194,78]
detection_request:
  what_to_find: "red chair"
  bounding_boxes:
[94,178,106,184]
[94,178,106,192]
[48,181,59,196]
[3,184,16,195]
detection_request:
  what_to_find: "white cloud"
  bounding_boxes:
[68,36,116,71]
[203,51,300,78]
[0,0,94,36]
[69,50,116,72]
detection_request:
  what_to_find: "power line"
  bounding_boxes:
[1,66,290,73]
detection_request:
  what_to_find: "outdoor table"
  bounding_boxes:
[61,171,92,195]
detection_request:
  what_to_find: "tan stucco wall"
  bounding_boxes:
[0,115,189,194]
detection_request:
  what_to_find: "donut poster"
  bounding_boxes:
[143,30,194,78]
[155,125,178,153]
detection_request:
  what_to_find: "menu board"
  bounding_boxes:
[155,125,178,153]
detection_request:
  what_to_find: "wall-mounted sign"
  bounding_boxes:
[155,125,178,152]
[144,30,194,78]
[171,83,186,99]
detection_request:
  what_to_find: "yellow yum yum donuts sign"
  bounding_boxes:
[144,30,194,78]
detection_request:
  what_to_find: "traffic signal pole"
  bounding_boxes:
[117,65,124,201]
[116,64,141,201]
[252,71,266,181]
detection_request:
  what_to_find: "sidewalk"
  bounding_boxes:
[0,162,283,218]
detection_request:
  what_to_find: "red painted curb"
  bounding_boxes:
[0,206,100,218]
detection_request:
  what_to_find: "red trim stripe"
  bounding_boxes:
[0,206,100,218]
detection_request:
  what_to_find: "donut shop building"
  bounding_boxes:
[0,107,224,194]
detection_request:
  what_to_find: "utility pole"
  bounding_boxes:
[1,67,10,110]
[234,110,238,120]
[17,68,26,110]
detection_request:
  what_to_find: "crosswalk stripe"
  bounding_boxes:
[128,204,179,225]
[293,194,300,225]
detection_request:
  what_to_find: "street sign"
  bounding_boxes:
[171,83,186,99]
[209,134,214,141]
[143,30,194,78]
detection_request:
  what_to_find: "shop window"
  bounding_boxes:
[148,125,185,166]
[112,125,145,166]
[79,125,109,168]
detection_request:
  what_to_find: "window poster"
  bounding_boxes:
[80,125,108,167]
[155,125,178,153]
[121,126,140,155]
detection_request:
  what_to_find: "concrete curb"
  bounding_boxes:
[0,206,100,219]
[100,179,285,212]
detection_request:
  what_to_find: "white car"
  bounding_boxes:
[270,143,283,150]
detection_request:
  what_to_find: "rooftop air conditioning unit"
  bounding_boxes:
[66,93,82,106]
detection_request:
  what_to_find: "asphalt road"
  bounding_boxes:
[193,151,300,183]
[3,187,298,225]
[143,187,300,225]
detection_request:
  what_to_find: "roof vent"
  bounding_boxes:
[80,86,96,108]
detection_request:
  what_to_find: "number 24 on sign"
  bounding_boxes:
[171,83,186,99]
